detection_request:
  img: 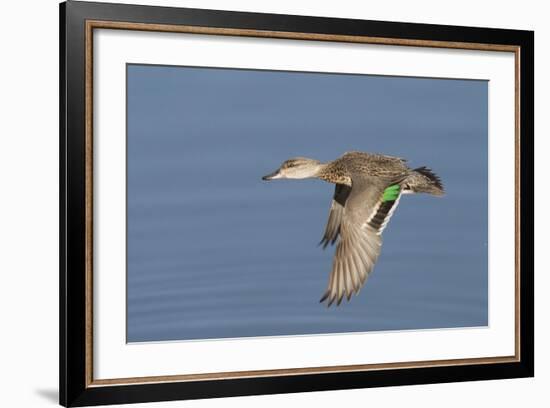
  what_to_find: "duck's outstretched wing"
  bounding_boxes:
[319,184,351,248]
[320,176,404,306]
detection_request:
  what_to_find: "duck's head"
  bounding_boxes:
[262,157,323,181]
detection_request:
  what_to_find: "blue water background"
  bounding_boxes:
[127,65,488,342]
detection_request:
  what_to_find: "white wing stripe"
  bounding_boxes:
[377,192,402,235]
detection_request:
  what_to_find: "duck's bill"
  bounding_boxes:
[262,170,282,181]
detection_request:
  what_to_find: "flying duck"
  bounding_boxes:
[262,151,444,307]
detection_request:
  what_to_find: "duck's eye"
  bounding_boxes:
[285,162,295,168]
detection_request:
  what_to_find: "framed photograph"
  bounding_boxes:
[59,1,534,406]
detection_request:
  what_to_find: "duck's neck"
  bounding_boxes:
[293,162,328,179]
[308,162,328,179]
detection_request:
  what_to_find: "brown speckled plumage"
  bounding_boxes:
[318,151,409,185]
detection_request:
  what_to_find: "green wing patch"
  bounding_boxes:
[382,184,401,202]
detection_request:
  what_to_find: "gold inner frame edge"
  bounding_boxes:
[84,19,521,388]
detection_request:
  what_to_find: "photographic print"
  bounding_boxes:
[126,64,488,343]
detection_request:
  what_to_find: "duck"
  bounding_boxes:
[262,151,444,307]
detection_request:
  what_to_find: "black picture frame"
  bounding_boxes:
[60,1,534,406]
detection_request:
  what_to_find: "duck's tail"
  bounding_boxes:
[405,167,445,196]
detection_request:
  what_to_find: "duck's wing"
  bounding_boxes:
[319,184,351,248]
[320,175,405,306]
